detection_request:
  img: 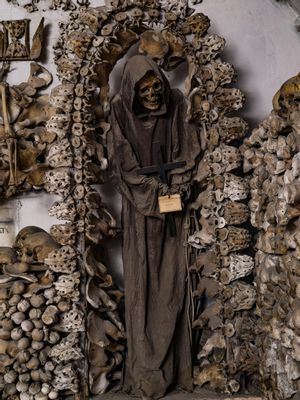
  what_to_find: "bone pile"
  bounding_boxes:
[0,0,268,397]
[0,228,84,400]
[185,16,259,393]
[241,73,300,399]
[0,63,55,198]
[4,0,78,13]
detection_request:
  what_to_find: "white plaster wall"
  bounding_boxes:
[0,0,299,283]
[197,0,300,125]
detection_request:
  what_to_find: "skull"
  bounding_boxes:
[161,31,185,71]
[136,71,163,111]
[14,226,60,263]
[139,31,169,64]
[273,72,300,113]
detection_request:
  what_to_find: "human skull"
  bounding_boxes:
[273,72,300,113]
[139,31,169,64]
[14,226,60,263]
[162,31,185,71]
[136,71,163,111]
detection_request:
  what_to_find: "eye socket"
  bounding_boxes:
[153,82,161,90]
[140,87,149,94]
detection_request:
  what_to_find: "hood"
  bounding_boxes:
[120,55,170,117]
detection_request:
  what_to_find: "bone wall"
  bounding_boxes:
[1,0,299,274]
[0,2,299,398]
[242,74,300,399]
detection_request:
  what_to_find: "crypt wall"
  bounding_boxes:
[1,0,300,282]
[0,0,300,398]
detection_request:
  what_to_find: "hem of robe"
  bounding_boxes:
[122,379,193,400]
[122,358,194,400]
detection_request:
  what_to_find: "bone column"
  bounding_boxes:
[0,83,17,188]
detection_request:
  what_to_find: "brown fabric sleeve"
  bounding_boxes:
[169,92,202,186]
[108,101,163,219]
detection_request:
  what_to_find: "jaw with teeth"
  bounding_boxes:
[136,71,163,111]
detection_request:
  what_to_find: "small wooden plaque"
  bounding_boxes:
[158,194,182,213]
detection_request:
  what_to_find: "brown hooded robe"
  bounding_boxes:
[108,55,201,399]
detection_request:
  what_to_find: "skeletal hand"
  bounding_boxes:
[169,183,190,197]
[158,182,169,196]
[158,183,190,198]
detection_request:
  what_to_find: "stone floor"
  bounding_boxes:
[93,388,264,400]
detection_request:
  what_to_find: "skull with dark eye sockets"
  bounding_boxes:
[136,71,163,111]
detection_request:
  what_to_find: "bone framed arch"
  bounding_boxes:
[0,1,259,398]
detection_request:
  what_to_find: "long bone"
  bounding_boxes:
[0,82,18,189]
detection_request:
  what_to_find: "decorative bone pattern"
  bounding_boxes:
[0,63,55,198]
[242,73,300,400]
[0,0,288,398]
[0,2,258,399]
[0,19,44,61]
[0,229,84,399]
[184,12,259,393]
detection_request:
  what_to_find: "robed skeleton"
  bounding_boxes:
[108,55,201,399]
